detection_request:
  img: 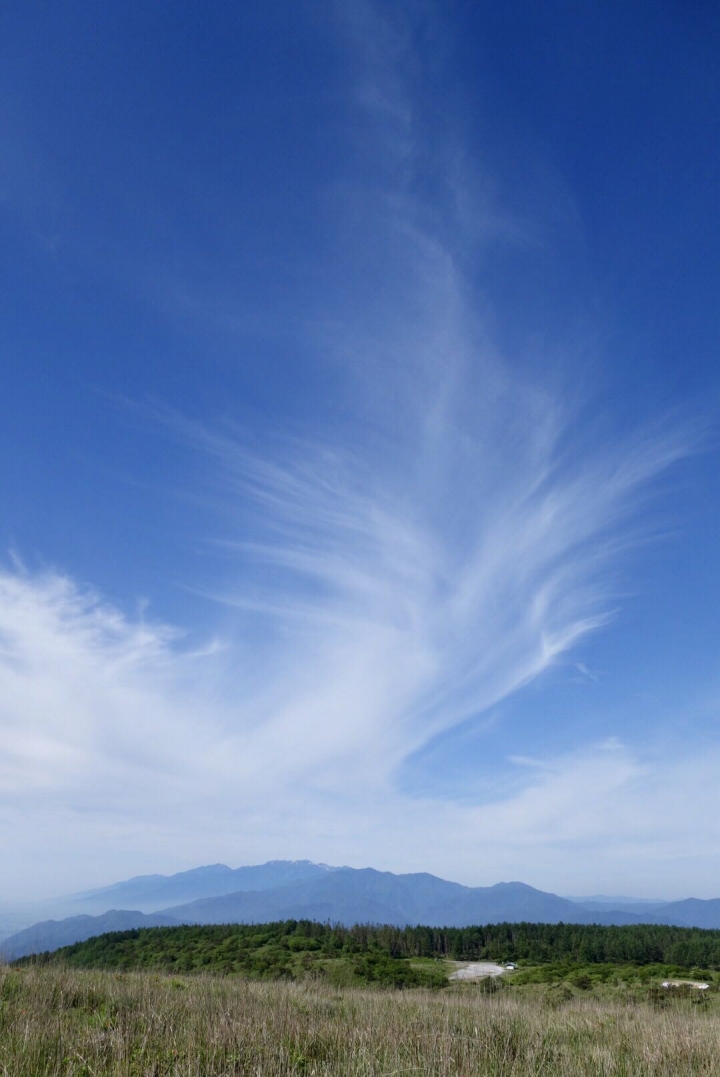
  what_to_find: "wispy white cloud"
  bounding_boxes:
[0,321,700,901]
[1,566,719,901]
[178,390,693,772]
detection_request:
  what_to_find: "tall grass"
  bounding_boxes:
[1,964,718,1076]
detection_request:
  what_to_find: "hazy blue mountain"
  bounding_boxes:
[163,868,471,926]
[6,861,720,959]
[565,895,666,908]
[68,860,335,914]
[564,896,720,927]
[425,881,611,927]
[166,871,712,929]
[653,898,720,929]
[162,870,646,928]
[0,912,32,944]
[0,910,180,961]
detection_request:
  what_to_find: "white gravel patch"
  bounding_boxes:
[449,961,508,981]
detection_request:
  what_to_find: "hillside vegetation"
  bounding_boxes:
[18,919,720,987]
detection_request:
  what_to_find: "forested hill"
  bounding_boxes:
[18,920,720,978]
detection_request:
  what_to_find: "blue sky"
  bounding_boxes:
[1,0,720,902]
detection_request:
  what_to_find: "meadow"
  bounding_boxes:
[2,961,720,1077]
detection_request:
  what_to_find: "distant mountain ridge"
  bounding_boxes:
[4,859,720,961]
[0,911,180,961]
[69,860,336,914]
[161,870,600,929]
[565,894,665,908]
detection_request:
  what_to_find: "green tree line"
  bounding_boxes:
[18,920,720,981]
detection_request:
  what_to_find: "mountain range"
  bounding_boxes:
[3,860,720,961]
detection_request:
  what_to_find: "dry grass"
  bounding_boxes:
[1,964,720,1076]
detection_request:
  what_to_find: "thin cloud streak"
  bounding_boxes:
[170,234,695,772]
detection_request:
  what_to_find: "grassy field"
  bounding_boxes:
[2,963,720,1076]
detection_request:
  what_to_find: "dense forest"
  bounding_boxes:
[17,920,720,986]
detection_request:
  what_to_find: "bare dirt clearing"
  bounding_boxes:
[449,961,507,980]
